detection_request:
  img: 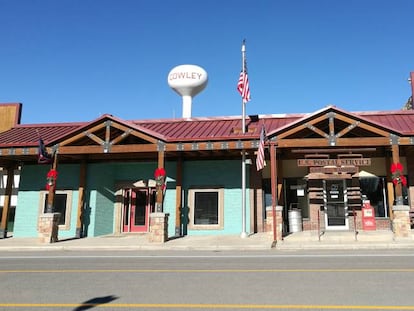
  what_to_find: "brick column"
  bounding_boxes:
[149,213,169,243]
[38,213,60,243]
[392,205,412,238]
[265,206,283,241]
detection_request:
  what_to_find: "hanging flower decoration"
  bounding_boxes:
[154,168,166,187]
[46,169,58,190]
[391,162,407,186]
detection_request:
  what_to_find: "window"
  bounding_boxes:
[39,190,72,230]
[360,177,388,218]
[284,178,309,219]
[188,188,224,230]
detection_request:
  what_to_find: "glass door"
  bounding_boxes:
[122,188,151,232]
[323,179,349,230]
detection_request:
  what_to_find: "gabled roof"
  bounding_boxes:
[54,114,167,147]
[0,105,414,149]
[267,105,403,138]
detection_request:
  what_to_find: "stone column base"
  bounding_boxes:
[38,213,60,244]
[392,205,412,238]
[265,206,283,241]
[149,213,169,243]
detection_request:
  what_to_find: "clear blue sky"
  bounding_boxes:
[1,0,413,124]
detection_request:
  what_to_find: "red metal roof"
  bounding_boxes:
[1,107,414,148]
[133,115,300,142]
[0,123,84,147]
[359,110,414,135]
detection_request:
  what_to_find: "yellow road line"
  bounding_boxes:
[1,303,414,309]
[1,268,414,273]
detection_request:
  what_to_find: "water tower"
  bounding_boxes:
[168,64,208,118]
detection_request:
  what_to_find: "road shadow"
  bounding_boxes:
[73,295,119,311]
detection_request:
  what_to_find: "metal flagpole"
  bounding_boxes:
[241,40,247,238]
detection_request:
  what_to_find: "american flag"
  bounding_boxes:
[38,138,52,164]
[256,125,266,171]
[237,70,251,103]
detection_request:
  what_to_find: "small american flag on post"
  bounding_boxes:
[237,70,250,104]
[37,137,52,164]
[256,125,266,171]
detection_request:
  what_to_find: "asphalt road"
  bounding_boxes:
[0,249,413,310]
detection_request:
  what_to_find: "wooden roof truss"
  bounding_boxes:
[273,109,395,148]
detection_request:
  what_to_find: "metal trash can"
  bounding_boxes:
[288,209,302,233]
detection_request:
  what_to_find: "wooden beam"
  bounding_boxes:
[110,130,132,146]
[335,121,359,138]
[276,114,328,140]
[111,123,159,144]
[46,154,58,213]
[270,143,277,242]
[328,113,335,138]
[277,137,391,148]
[385,153,394,219]
[0,165,15,238]
[391,144,402,204]
[175,158,182,236]
[105,121,111,144]
[76,160,87,238]
[84,132,104,146]
[156,148,165,212]
[58,144,158,154]
[57,140,263,155]
[60,122,106,147]
[304,123,328,138]
[0,148,37,157]
[335,114,390,137]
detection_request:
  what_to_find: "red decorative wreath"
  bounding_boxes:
[154,168,166,187]
[46,169,58,190]
[391,162,407,186]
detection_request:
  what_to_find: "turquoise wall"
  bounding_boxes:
[179,160,250,236]
[13,159,249,238]
[85,162,163,236]
[14,164,80,238]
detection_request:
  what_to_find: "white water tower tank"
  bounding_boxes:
[168,64,208,118]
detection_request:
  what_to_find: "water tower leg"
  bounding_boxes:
[182,96,192,118]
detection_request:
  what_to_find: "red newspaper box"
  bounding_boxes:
[362,200,376,230]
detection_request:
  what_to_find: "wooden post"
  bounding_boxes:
[76,160,87,238]
[175,157,182,236]
[391,144,403,205]
[270,143,277,242]
[0,165,15,238]
[156,148,165,212]
[46,155,58,213]
[385,155,394,219]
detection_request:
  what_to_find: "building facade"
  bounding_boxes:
[0,104,413,240]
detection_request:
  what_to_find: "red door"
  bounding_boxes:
[122,188,151,232]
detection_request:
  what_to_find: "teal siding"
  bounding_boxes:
[86,164,115,237]
[181,160,250,236]
[85,162,161,237]
[13,160,250,238]
[14,164,81,238]
[13,190,40,237]
[163,188,176,237]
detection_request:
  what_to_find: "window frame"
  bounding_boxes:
[38,190,72,230]
[188,187,224,230]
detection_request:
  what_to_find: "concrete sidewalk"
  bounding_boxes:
[0,231,413,251]
[276,230,414,250]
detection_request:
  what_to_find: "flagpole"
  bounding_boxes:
[241,40,247,238]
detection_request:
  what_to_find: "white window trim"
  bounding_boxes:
[38,190,72,231]
[188,188,224,230]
